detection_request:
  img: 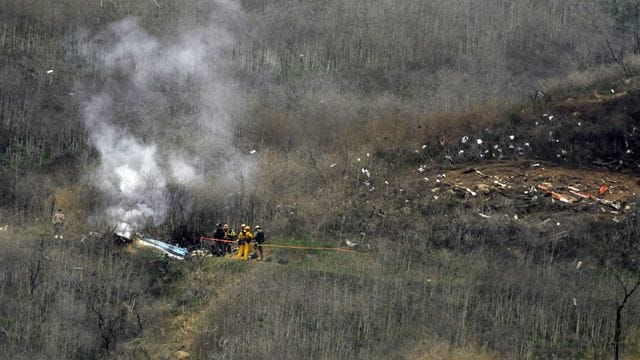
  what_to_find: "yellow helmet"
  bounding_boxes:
[254,225,261,230]
[243,225,250,231]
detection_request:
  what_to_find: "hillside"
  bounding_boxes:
[2,1,640,359]
[2,79,640,359]
[119,80,640,359]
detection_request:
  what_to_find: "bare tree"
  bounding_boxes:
[613,273,640,360]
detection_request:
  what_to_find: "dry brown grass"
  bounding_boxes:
[406,340,499,360]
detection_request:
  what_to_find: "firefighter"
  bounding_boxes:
[212,223,226,256]
[237,225,253,260]
[222,223,236,255]
[254,225,266,260]
[52,209,65,239]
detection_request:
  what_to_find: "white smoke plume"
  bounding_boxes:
[81,1,252,234]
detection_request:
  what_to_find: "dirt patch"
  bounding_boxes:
[429,161,639,218]
[446,162,639,200]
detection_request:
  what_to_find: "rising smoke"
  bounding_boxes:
[81,1,252,236]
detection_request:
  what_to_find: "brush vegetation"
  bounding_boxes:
[2,0,640,359]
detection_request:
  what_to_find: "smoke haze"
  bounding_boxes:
[81,1,251,234]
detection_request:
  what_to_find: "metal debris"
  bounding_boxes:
[537,184,577,203]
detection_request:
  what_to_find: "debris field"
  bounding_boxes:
[431,161,640,221]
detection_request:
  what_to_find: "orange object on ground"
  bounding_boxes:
[598,185,609,197]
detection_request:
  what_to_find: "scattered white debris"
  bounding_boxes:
[561,149,567,155]
[627,149,633,154]
[417,166,425,173]
[611,88,615,94]
[356,158,361,162]
[433,196,439,200]
[345,239,357,247]
[364,181,370,186]
[366,153,370,157]
[476,139,483,145]
[524,142,530,147]
[69,92,75,96]
[577,122,582,126]
[542,113,548,117]
[445,155,453,161]
[494,144,499,149]
[478,213,491,218]
[548,115,554,121]
[46,69,54,74]
[369,187,375,191]
[405,199,410,203]
[361,168,371,177]
[249,149,257,155]
[422,144,427,149]
[513,214,519,220]
[576,261,583,270]
[461,135,469,144]
[509,135,515,140]
[459,150,464,155]
[330,163,337,168]
[384,181,390,185]
[556,222,561,226]
[573,297,578,306]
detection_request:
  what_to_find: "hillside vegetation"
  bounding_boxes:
[2,0,640,359]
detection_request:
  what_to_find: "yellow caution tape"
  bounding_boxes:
[263,244,371,256]
[200,237,371,256]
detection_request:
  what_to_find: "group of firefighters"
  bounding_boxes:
[207,223,266,260]
[51,208,268,261]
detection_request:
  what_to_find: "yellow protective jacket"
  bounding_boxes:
[52,212,65,224]
[223,229,237,240]
[237,230,254,245]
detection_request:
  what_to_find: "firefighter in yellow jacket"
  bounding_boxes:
[237,225,253,260]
